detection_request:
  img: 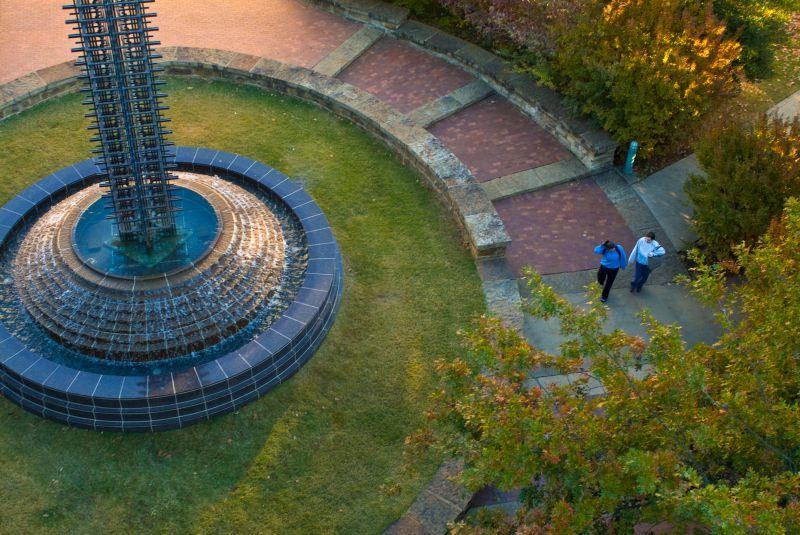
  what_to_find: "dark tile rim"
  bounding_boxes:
[0,148,344,430]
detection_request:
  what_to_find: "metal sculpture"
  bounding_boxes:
[65,0,177,249]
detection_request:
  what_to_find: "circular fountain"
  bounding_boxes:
[0,1,342,430]
[0,149,343,431]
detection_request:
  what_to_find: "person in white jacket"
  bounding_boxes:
[628,231,665,293]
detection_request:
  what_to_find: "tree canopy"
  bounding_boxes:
[416,199,800,533]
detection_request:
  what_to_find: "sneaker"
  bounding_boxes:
[629,287,634,293]
[600,297,607,303]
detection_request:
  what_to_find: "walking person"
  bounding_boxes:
[594,240,627,303]
[629,231,665,293]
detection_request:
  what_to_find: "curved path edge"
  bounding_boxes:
[306,0,618,171]
[0,50,510,262]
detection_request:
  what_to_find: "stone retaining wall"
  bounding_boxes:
[305,0,618,171]
[308,0,409,30]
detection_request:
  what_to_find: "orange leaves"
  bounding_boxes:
[550,0,741,157]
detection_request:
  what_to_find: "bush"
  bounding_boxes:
[713,0,800,79]
[538,0,741,157]
[433,0,743,157]
[686,113,800,260]
[439,0,582,54]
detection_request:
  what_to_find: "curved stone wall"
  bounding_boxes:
[0,148,343,431]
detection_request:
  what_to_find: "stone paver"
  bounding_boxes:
[407,80,493,127]
[481,157,588,201]
[631,155,700,251]
[337,36,475,114]
[523,279,722,355]
[493,179,635,276]
[313,25,383,77]
[0,0,741,529]
[0,0,359,84]
[429,96,572,182]
[771,89,800,122]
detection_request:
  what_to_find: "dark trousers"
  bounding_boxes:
[597,265,619,300]
[631,262,651,292]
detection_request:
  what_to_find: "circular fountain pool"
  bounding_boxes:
[0,148,343,431]
[73,185,220,279]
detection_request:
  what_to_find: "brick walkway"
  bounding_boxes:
[494,179,635,276]
[0,0,630,279]
[338,37,475,114]
[1,3,723,533]
[428,96,572,182]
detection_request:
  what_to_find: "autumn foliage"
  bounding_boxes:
[686,113,800,260]
[414,200,800,533]
[538,0,741,156]
[438,0,743,156]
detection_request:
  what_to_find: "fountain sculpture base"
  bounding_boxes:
[0,149,343,431]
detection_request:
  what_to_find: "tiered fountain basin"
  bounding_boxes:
[0,147,343,431]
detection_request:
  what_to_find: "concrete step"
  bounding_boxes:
[312,25,384,77]
[481,157,589,201]
[407,80,492,127]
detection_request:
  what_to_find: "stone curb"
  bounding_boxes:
[305,0,618,170]
[305,0,409,30]
[384,459,473,535]
[398,27,618,171]
[393,21,617,170]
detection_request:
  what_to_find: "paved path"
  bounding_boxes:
[524,276,722,356]
[0,0,602,279]
[0,0,359,84]
[0,3,730,531]
[0,0,722,375]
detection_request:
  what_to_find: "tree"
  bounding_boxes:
[686,113,800,261]
[438,0,584,55]
[435,0,742,157]
[414,199,800,533]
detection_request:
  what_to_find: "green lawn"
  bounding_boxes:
[0,78,484,534]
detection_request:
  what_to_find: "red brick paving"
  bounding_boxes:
[494,179,636,276]
[337,37,475,114]
[1,1,635,279]
[428,96,572,182]
[0,0,358,84]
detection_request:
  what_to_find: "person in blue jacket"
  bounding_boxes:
[594,240,627,303]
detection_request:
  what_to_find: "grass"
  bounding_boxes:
[0,78,485,534]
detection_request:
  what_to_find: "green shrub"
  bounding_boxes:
[712,0,800,79]
[686,113,800,259]
[537,0,741,157]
